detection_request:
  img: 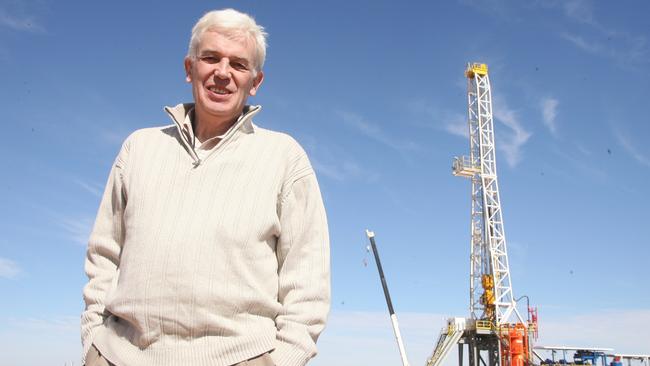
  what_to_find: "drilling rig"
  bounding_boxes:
[426,63,538,366]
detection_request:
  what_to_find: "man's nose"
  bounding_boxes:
[214,58,230,78]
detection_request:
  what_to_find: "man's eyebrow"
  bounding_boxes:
[199,49,220,56]
[199,50,251,63]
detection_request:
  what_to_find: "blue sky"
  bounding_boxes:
[1,0,649,365]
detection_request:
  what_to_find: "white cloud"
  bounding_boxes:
[536,309,650,354]
[0,316,81,365]
[2,309,646,366]
[410,95,531,168]
[457,0,520,21]
[312,158,376,183]
[338,111,420,153]
[0,257,21,279]
[311,159,346,182]
[615,131,650,168]
[0,8,45,33]
[493,96,532,168]
[8,316,79,333]
[550,145,607,182]
[541,97,559,136]
[457,0,649,69]
[444,113,469,139]
[313,310,447,366]
[561,32,605,55]
[575,142,592,156]
[561,0,595,24]
[57,215,94,246]
[74,179,104,198]
[99,126,131,146]
[313,308,650,366]
[531,0,648,69]
[408,101,468,139]
[304,136,379,183]
[560,30,648,70]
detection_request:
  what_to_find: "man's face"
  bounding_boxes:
[184,30,264,125]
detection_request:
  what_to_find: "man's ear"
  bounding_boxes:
[249,71,264,96]
[184,57,193,83]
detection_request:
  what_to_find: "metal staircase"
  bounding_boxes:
[427,318,467,366]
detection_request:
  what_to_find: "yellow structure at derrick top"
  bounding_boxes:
[465,63,488,78]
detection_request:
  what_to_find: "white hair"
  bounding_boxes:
[187,9,268,72]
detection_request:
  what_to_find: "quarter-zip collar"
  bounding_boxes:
[164,103,261,167]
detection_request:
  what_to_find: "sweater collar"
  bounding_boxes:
[164,103,261,144]
[164,103,261,167]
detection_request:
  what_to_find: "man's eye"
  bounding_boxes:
[232,62,248,70]
[201,56,218,63]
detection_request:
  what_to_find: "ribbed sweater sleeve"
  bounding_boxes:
[272,152,330,366]
[80,137,130,362]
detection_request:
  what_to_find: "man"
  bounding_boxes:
[81,9,330,366]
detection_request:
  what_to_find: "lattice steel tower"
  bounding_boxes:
[452,63,524,327]
[427,63,536,366]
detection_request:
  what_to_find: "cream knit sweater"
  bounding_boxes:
[81,104,330,366]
